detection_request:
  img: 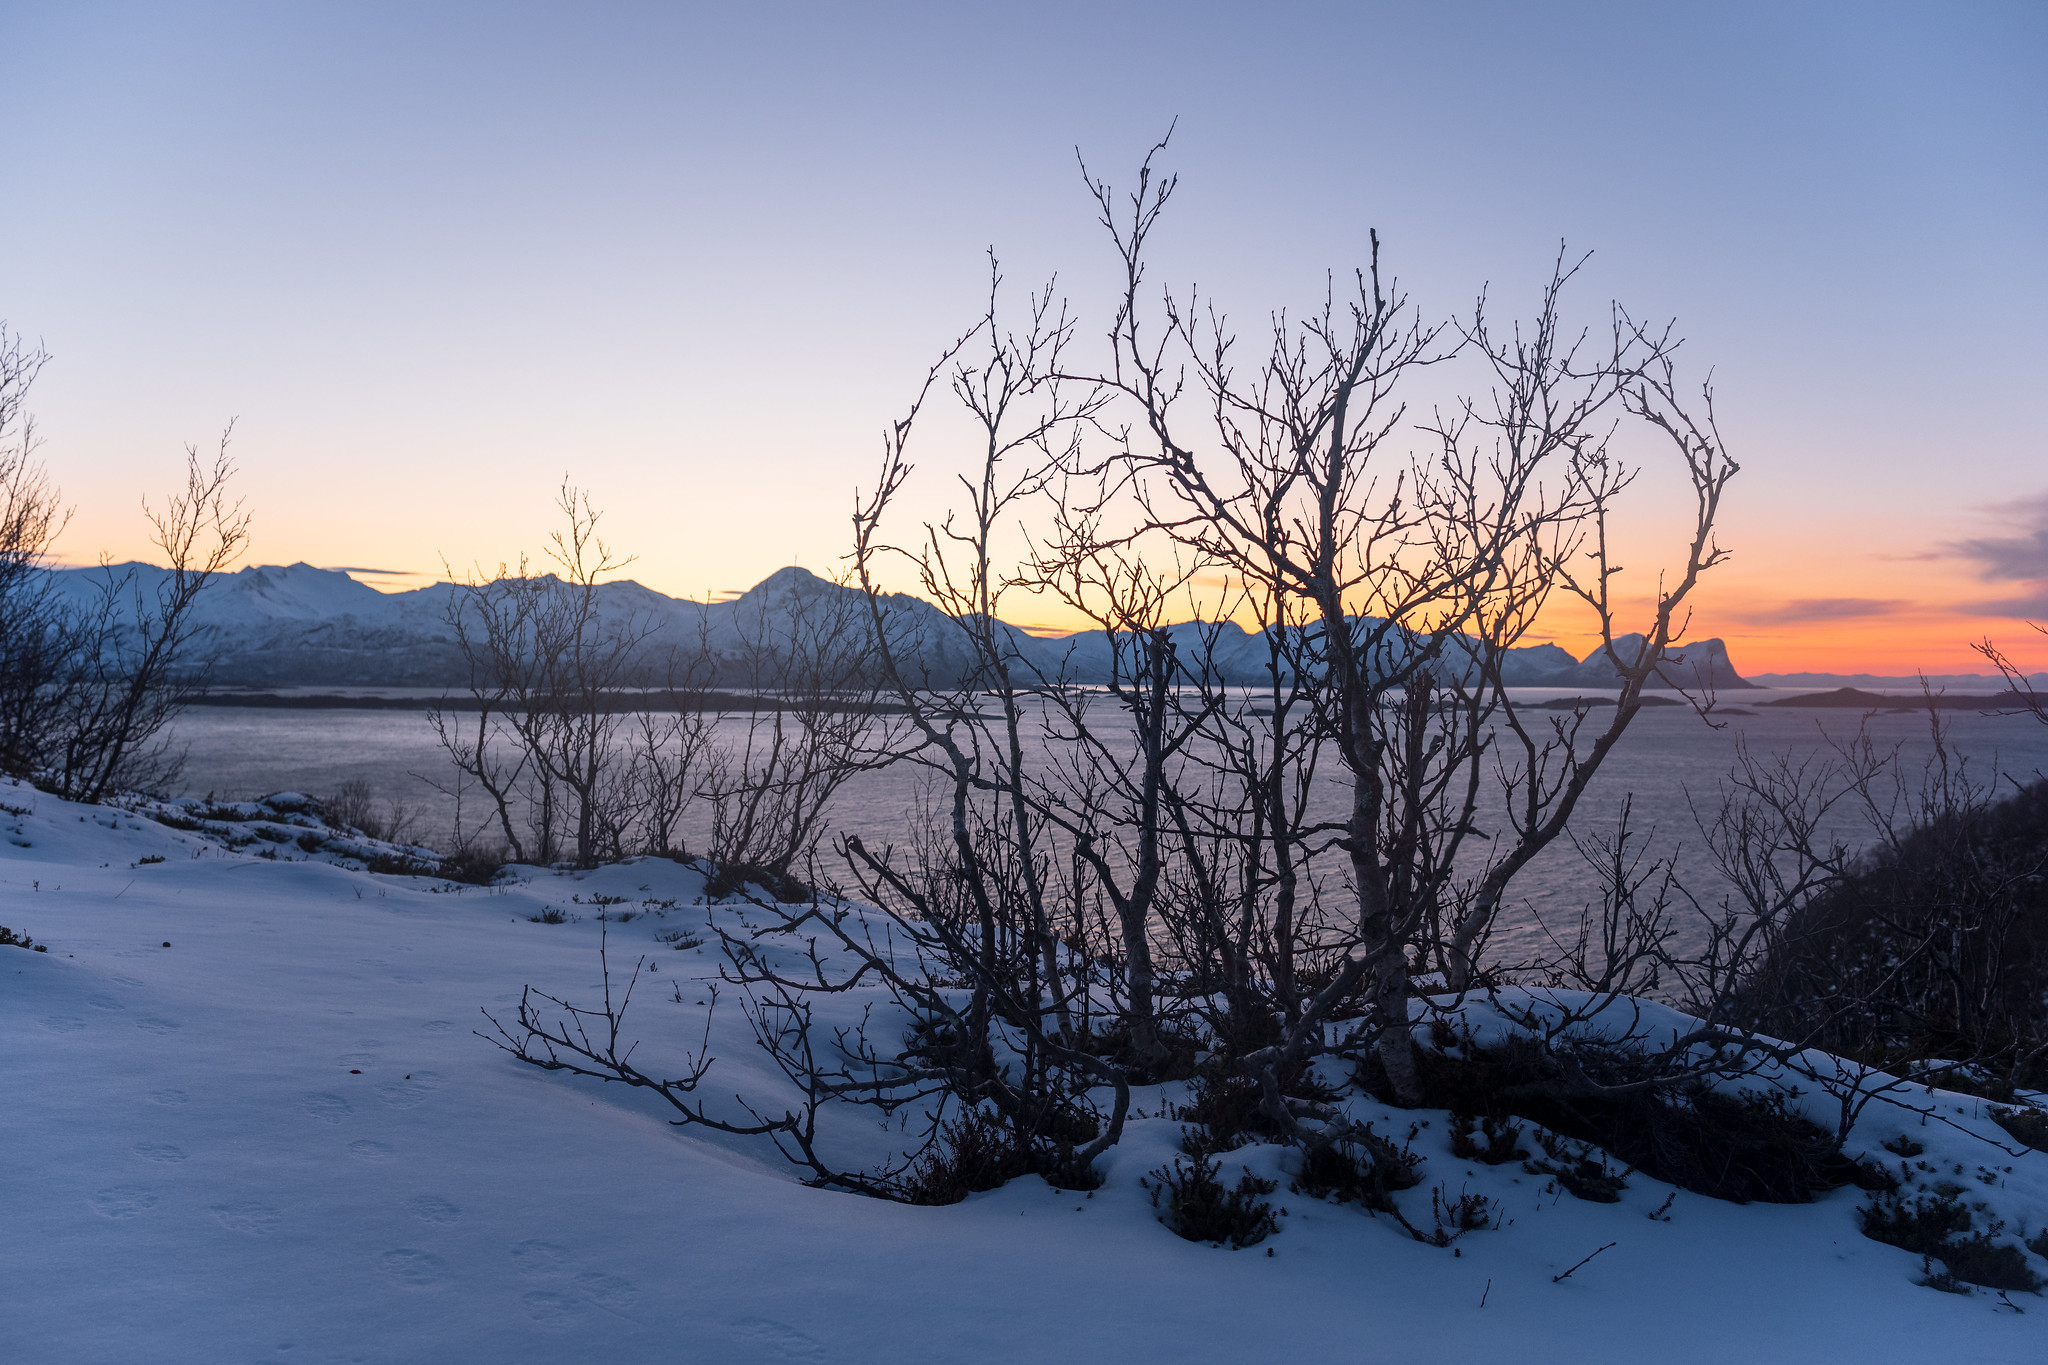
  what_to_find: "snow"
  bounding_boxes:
[4,776,2044,1363]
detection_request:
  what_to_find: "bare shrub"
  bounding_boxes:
[1688,715,2048,1106]
[323,778,420,845]
[483,140,1766,1212]
[0,923,48,952]
[1861,1190,2044,1293]
[1149,1154,1279,1248]
[899,1108,1029,1206]
[0,330,247,800]
[1289,1130,1424,1211]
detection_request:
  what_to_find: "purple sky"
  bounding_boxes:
[4,1,2044,670]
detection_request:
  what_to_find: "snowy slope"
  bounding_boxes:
[3,777,2039,1364]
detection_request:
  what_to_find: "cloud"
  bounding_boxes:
[1741,597,1912,624]
[1959,592,2048,621]
[1946,492,2048,583]
[323,565,423,577]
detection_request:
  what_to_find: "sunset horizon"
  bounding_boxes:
[8,6,2047,1360]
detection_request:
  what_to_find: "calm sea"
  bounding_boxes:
[161,691,2048,966]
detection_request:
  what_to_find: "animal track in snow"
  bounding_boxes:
[211,1201,281,1234]
[134,1142,188,1162]
[520,1291,583,1327]
[572,1272,638,1313]
[376,1249,450,1291]
[135,1017,180,1034]
[405,1196,461,1225]
[89,1186,159,1218]
[300,1093,352,1123]
[348,1139,393,1160]
[375,1071,442,1109]
[729,1318,826,1361]
[509,1240,567,1278]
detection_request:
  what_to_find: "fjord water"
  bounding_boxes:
[161,692,2048,965]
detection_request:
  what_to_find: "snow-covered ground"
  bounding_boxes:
[4,776,2044,1364]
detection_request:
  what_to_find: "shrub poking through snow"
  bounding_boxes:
[1524,1130,1630,1203]
[702,859,811,905]
[1450,1113,1527,1165]
[1176,1069,1281,1157]
[1176,1063,1342,1159]
[900,1108,1029,1206]
[1149,1154,1279,1249]
[1989,1105,2048,1154]
[1289,1130,1423,1212]
[435,844,508,886]
[1859,1190,2045,1293]
[0,922,46,952]
[1413,1184,1495,1247]
[1410,1038,1886,1204]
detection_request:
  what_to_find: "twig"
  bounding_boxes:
[1552,1241,1617,1283]
[1478,1278,1491,1309]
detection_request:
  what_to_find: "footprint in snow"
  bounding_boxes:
[135,1017,180,1034]
[211,1201,281,1234]
[729,1318,826,1362]
[134,1142,188,1163]
[147,1089,188,1105]
[376,1072,442,1109]
[520,1291,584,1327]
[87,994,126,1011]
[405,1196,461,1225]
[573,1272,638,1313]
[300,1093,352,1123]
[90,1186,159,1219]
[510,1241,567,1278]
[421,1020,454,1032]
[348,1140,393,1161]
[376,1249,450,1291]
[42,1016,87,1032]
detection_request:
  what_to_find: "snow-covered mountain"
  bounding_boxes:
[40,562,1753,690]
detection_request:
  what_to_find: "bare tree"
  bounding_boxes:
[28,434,250,802]
[488,144,1764,1197]
[1071,137,1734,1109]
[0,327,67,776]
[702,569,885,884]
[1682,709,2048,1113]
[1976,626,2047,727]
[0,325,252,799]
[432,481,665,867]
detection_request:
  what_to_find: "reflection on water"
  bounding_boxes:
[161,694,2048,966]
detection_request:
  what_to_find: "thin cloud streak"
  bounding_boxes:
[1960,593,2048,620]
[1946,491,2048,583]
[1737,597,1913,625]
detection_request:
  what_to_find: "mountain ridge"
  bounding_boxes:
[42,561,1756,691]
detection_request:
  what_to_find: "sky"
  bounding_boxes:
[2,0,2044,675]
